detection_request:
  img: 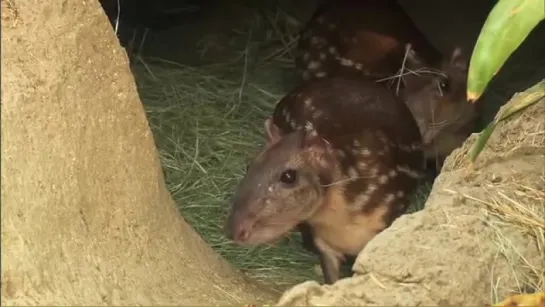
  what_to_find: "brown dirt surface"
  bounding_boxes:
[1,0,276,305]
[275,82,545,306]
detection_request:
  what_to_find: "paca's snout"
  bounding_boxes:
[230,221,253,243]
[224,210,257,245]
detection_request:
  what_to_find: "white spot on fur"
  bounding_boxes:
[308,61,322,70]
[319,52,326,60]
[378,175,388,184]
[367,183,378,193]
[308,61,321,70]
[352,139,361,147]
[388,169,397,178]
[328,46,337,54]
[354,193,370,207]
[339,58,354,67]
[268,186,273,192]
[315,71,327,78]
[370,166,379,177]
[355,63,363,70]
[305,121,314,131]
[357,161,367,170]
[396,190,404,198]
[384,193,395,204]
[361,148,371,157]
[304,98,313,107]
[336,149,346,158]
[347,167,359,179]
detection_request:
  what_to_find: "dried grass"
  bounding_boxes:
[445,84,545,302]
[126,4,316,291]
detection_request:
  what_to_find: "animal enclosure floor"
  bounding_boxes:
[118,0,544,292]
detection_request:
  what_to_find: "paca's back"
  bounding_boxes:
[274,76,423,154]
[295,0,441,82]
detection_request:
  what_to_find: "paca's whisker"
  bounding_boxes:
[321,175,375,187]
[428,120,447,128]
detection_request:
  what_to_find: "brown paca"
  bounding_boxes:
[295,0,442,82]
[224,76,426,284]
[294,0,479,169]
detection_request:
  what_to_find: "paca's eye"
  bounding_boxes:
[280,169,297,185]
[438,77,450,93]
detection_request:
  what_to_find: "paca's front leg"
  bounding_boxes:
[314,236,344,284]
[297,222,319,254]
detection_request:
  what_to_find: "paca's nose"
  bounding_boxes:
[235,228,250,242]
[224,212,256,244]
[231,218,256,243]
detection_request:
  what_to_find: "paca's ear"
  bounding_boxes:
[264,118,282,144]
[449,47,468,71]
[301,129,334,169]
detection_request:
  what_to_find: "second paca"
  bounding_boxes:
[224,75,426,284]
[295,0,442,82]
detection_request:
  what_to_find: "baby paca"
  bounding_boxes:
[225,75,426,284]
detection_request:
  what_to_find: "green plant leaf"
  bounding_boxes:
[470,80,545,162]
[469,121,497,162]
[467,0,544,102]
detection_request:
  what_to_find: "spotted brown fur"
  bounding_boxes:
[295,0,442,83]
[294,0,482,172]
